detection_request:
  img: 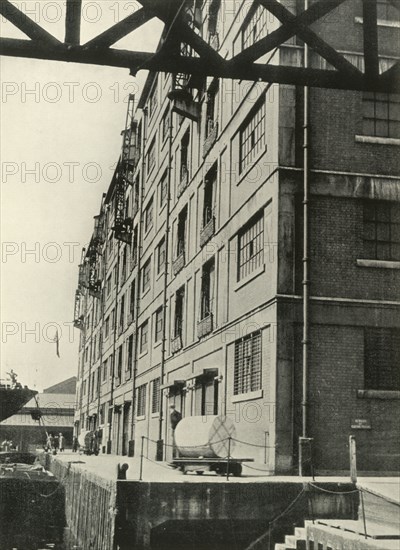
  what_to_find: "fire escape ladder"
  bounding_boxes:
[167,1,202,122]
[113,95,136,244]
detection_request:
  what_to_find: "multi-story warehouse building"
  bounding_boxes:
[73,0,400,473]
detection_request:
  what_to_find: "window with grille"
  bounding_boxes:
[376,0,399,21]
[157,237,166,274]
[234,331,262,395]
[362,93,400,139]
[141,258,151,293]
[239,97,266,172]
[155,307,163,342]
[201,258,215,319]
[147,138,156,174]
[364,328,400,390]
[238,210,264,280]
[242,5,268,49]
[159,170,168,207]
[177,206,188,257]
[140,320,149,354]
[151,378,161,414]
[144,197,153,232]
[363,200,400,261]
[174,287,185,338]
[137,384,147,417]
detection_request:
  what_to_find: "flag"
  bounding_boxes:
[54,329,60,358]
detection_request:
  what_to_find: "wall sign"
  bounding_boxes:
[351,418,371,429]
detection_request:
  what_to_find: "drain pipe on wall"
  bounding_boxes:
[300,0,311,476]
[107,238,121,452]
[157,105,174,460]
[129,106,147,452]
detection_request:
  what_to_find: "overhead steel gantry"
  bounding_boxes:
[0,0,398,92]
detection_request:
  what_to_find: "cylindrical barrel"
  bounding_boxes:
[174,415,236,458]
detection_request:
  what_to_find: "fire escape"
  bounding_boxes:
[112,94,137,244]
[167,0,202,122]
[73,248,87,329]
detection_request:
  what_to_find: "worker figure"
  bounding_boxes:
[169,405,182,458]
[58,433,65,452]
[72,436,79,452]
[6,370,18,388]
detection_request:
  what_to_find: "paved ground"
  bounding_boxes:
[53,452,400,493]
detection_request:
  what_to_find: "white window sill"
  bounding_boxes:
[156,269,165,282]
[144,225,153,238]
[235,264,265,292]
[153,339,162,349]
[136,415,146,421]
[151,412,160,418]
[138,349,148,359]
[232,389,263,403]
[357,390,400,400]
[355,16,400,28]
[356,259,400,269]
[355,135,400,146]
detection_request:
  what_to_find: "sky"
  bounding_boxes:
[0,1,163,391]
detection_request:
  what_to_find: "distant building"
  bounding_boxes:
[0,377,76,451]
[73,1,400,472]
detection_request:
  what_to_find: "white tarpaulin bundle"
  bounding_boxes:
[174,415,236,458]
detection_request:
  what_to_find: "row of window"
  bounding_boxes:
[81,322,400,414]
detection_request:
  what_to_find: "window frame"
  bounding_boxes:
[239,95,266,173]
[237,209,265,281]
[233,330,262,396]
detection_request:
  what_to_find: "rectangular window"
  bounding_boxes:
[129,279,135,320]
[140,320,149,354]
[238,210,264,280]
[177,206,188,257]
[116,346,123,381]
[137,383,147,417]
[141,258,151,293]
[148,82,158,118]
[174,286,185,338]
[106,275,112,296]
[105,316,110,338]
[239,97,266,172]
[201,258,215,319]
[203,165,216,227]
[242,5,268,49]
[157,237,166,274]
[102,360,107,382]
[109,355,114,379]
[363,200,400,261]
[151,378,161,414]
[364,328,400,390]
[147,137,156,174]
[159,170,168,207]
[144,197,153,232]
[155,306,163,343]
[377,0,399,21]
[362,93,400,139]
[126,335,134,374]
[234,331,262,395]
[161,106,169,141]
[180,129,190,181]
[205,79,219,137]
[119,295,125,332]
